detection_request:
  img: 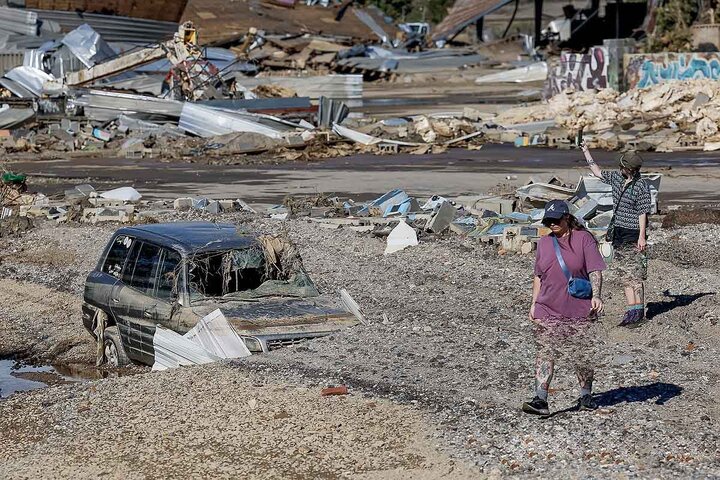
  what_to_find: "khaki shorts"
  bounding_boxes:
[610,245,648,285]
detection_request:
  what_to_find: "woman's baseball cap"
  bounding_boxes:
[543,200,569,220]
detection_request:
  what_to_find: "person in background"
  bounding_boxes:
[580,144,652,328]
[524,200,606,416]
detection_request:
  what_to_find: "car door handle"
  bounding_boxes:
[111,298,119,304]
[143,305,157,318]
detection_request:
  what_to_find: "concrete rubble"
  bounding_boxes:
[495,79,720,152]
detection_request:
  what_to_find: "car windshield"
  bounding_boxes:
[187,246,319,303]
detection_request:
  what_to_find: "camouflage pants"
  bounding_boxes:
[610,245,648,286]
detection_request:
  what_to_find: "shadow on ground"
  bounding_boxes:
[647,292,715,319]
[542,382,684,418]
[594,382,683,407]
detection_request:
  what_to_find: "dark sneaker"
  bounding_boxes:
[618,308,648,328]
[577,394,598,411]
[522,396,549,416]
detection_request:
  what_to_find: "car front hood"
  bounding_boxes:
[191,296,358,336]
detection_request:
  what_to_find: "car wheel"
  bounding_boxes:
[103,326,130,367]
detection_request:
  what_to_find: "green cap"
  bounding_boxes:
[619,151,643,169]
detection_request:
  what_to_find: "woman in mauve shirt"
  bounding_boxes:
[522,200,607,416]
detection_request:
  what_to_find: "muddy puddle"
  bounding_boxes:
[0,358,109,398]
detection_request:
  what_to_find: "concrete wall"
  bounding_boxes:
[625,52,720,89]
[545,46,608,97]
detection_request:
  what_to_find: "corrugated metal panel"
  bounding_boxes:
[151,327,219,372]
[4,65,53,96]
[201,97,312,111]
[28,9,178,43]
[178,102,287,139]
[0,52,25,76]
[432,0,514,42]
[97,73,164,96]
[0,105,35,128]
[0,6,38,25]
[74,89,184,118]
[232,74,363,102]
[61,24,116,68]
[352,8,389,42]
[0,77,36,97]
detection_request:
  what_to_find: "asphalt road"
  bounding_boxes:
[9,144,720,206]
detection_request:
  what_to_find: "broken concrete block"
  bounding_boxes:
[235,199,256,213]
[193,198,211,210]
[82,206,134,224]
[574,198,599,220]
[457,195,514,215]
[65,184,96,204]
[589,210,613,228]
[520,242,534,255]
[218,200,235,212]
[204,201,221,214]
[174,197,193,210]
[311,207,334,217]
[89,196,124,208]
[426,201,455,233]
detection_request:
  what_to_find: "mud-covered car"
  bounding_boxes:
[82,222,358,366]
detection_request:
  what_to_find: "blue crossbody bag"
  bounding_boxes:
[552,236,593,299]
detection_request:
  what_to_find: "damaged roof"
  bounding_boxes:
[24,0,188,23]
[118,222,257,254]
[431,0,514,42]
[182,0,395,44]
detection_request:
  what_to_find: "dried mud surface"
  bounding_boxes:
[0,215,719,478]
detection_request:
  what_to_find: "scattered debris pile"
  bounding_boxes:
[496,79,720,152]
[268,174,662,255]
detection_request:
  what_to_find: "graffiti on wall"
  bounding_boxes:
[625,53,720,89]
[546,47,608,97]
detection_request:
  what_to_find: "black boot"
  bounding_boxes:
[522,396,549,416]
[577,394,598,411]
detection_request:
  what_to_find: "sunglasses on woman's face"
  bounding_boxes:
[543,217,562,227]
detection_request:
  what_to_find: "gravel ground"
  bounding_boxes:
[1,213,719,478]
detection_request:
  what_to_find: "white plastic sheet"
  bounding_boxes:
[384,220,418,255]
[152,309,251,371]
[184,309,252,359]
[100,187,142,202]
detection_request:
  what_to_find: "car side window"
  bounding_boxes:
[156,250,182,301]
[121,241,141,285]
[102,235,133,278]
[129,242,162,295]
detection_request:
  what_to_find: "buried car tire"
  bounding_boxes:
[103,326,130,367]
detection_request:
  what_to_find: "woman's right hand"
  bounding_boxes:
[528,303,536,322]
